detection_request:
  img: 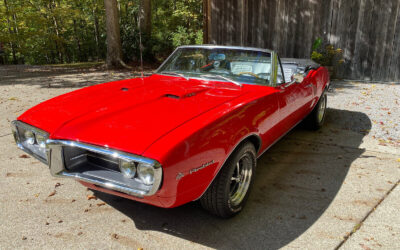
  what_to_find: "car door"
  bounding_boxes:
[275,56,314,131]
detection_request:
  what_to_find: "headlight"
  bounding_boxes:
[11,121,49,163]
[35,134,47,149]
[137,163,155,185]
[24,130,35,145]
[119,160,136,179]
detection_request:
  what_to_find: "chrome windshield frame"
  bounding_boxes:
[156,45,274,74]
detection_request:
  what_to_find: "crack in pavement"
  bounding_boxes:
[335,180,400,249]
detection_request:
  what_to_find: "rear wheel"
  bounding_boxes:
[304,92,327,130]
[200,142,256,218]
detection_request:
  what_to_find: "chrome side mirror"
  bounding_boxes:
[291,73,304,83]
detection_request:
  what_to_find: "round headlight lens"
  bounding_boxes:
[137,163,155,185]
[36,134,47,148]
[119,160,136,179]
[24,130,35,145]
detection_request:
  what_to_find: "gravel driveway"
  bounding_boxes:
[0,66,399,249]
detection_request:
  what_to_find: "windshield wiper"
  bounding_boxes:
[199,74,242,87]
[158,72,188,80]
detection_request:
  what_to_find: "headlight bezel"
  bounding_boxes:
[11,121,49,164]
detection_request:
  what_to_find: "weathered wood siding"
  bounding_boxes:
[206,0,400,81]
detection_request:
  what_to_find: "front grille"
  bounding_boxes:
[47,140,162,197]
[63,146,120,172]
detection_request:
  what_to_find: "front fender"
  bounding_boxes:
[143,101,262,208]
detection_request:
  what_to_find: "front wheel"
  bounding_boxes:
[304,92,327,130]
[200,142,256,218]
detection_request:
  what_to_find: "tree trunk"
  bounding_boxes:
[3,0,17,64]
[49,0,63,63]
[139,0,151,35]
[73,19,82,61]
[104,0,123,68]
[92,0,101,60]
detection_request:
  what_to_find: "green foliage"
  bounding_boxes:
[311,38,344,66]
[0,0,203,65]
[312,37,322,52]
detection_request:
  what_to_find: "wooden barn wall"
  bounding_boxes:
[206,0,400,82]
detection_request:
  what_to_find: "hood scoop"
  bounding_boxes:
[164,86,208,100]
[165,94,180,99]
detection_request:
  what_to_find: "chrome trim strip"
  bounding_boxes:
[58,171,147,197]
[177,45,273,53]
[46,139,162,197]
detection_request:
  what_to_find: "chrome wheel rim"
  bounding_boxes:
[229,154,253,207]
[317,95,326,123]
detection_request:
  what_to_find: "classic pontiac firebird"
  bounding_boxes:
[11,45,329,218]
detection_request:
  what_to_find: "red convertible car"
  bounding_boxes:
[11,45,329,218]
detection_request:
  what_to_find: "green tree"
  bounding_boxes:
[0,0,203,65]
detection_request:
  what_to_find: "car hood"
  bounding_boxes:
[19,74,245,155]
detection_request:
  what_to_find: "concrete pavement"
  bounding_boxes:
[0,68,399,249]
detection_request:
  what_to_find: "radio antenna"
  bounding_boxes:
[138,2,144,78]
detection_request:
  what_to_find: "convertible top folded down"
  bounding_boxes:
[281,58,320,81]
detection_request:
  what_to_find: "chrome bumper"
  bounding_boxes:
[46,140,162,198]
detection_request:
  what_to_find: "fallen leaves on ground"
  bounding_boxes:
[87,195,97,200]
[19,154,30,158]
[359,243,371,250]
[48,190,56,197]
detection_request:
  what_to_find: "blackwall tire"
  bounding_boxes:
[200,142,256,218]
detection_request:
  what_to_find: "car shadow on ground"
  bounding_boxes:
[94,108,371,249]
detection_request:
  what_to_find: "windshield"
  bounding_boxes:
[157,47,272,86]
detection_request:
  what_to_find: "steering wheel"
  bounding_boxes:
[237,72,260,79]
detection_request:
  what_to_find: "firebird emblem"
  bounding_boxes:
[189,160,215,174]
[175,160,215,180]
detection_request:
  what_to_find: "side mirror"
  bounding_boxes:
[291,73,304,83]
